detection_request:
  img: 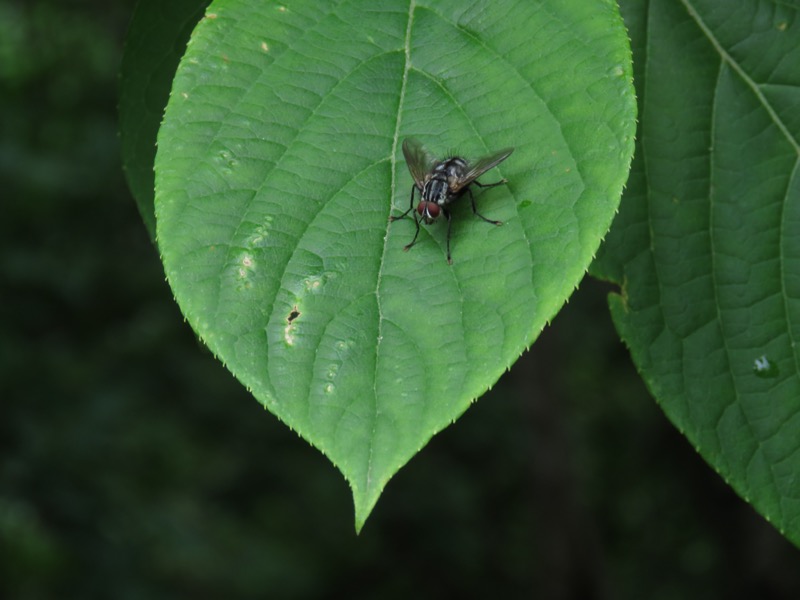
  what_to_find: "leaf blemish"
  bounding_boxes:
[284,307,300,347]
[287,306,300,323]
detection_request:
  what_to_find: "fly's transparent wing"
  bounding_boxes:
[402,138,437,188]
[450,148,514,192]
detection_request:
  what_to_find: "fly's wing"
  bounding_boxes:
[450,147,514,192]
[402,138,437,188]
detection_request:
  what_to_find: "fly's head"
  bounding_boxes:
[416,200,441,224]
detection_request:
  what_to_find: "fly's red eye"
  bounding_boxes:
[416,201,427,215]
[425,202,440,218]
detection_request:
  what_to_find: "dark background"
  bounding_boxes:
[2,1,799,598]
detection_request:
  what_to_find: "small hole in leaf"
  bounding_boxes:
[287,306,300,323]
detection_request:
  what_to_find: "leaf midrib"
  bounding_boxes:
[366,0,417,502]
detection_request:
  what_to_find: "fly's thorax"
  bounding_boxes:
[424,158,468,205]
[422,176,450,205]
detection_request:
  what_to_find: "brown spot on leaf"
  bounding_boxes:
[287,306,300,323]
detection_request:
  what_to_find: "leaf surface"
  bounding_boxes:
[155,0,635,528]
[593,0,800,545]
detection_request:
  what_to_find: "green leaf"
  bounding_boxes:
[119,0,209,240]
[593,0,800,545]
[155,0,635,529]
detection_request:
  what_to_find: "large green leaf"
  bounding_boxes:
[155,0,635,529]
[593,0,800,545]
[119,0,209,240]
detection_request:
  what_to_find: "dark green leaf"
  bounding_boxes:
[594,0,800,546]
[119,0,209,240]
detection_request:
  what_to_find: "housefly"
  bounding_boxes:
[391,137,513,264]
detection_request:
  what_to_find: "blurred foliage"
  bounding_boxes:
[1,0,799,598]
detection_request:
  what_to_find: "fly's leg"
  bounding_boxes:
[390,184,417,222]
[393,184,421,252]
[402,211,422,253]
[473,178,507,189]
[444,208,454,264]
[467,186,503,226]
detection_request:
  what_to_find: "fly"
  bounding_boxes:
[390,137,514,264]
